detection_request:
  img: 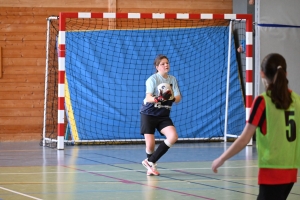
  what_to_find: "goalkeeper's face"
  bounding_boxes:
[156,58,170,74]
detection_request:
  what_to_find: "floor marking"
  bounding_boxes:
[0,186,42,200]
[0,165,258,175]
[61,165,216,200]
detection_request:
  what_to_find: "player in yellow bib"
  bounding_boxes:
[211,53,300,200]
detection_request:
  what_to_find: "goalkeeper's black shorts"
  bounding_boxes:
[140,114,174,136]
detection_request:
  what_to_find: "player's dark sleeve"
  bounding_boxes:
[248,96,265,131]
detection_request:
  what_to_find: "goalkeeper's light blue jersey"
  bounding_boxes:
[140,73,180,117]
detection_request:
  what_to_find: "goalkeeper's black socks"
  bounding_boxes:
[146,153,153,159]
[148,141,170,163]
[146,149,154,159]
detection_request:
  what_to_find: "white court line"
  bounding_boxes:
[0,166,258,175]
[0,186,42,200]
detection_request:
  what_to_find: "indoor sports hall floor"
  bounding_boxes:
[0,141,299,200]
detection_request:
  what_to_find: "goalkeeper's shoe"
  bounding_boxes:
[142,159,160,176]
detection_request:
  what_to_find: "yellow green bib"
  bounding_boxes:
[256,91,300,168]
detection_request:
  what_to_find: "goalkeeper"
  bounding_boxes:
[140,54,181,176]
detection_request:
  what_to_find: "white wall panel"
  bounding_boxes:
[257,0,300,94]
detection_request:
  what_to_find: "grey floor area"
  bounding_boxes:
[0,141,299,200]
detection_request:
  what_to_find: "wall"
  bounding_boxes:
[255,0,300,96]
[0,0,232,141]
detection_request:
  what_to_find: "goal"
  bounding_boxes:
[42,13,253,149]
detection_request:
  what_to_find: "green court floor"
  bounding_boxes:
[0,142,299,200]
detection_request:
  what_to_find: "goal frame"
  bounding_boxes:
[56,12,253,150]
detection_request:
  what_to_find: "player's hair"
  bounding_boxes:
[261,53,292,109]
[154,54,169,73]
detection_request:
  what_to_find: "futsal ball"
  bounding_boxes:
[157,83,174,100]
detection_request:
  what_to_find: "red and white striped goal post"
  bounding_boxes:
[57,12,253,149]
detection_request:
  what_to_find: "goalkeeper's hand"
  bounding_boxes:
[170,96,176,102]
[154,90,172,103]
[162,90,172,100]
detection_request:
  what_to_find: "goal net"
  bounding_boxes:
[42,13,253,149]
